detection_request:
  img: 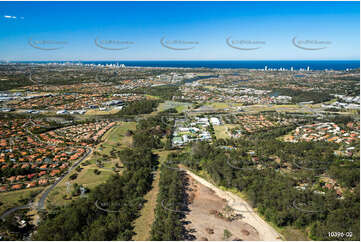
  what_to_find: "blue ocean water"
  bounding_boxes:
[18,60,360,71]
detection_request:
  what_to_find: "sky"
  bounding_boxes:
[0,1,359,61]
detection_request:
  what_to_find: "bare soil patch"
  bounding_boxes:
[184,174,260,241]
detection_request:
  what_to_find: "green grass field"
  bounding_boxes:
[214,124,238,139]
[209,102,230,109]
[46,122,137,207]
[157,101,191,113]
[240,104,304,114]
[198,102,245,110]
[46,166,115,207]
[145,94,161,100]
[132,170,160,241]
[0,187,44,215]
[132,150,177,240]
[97,122,136,151]
[85,108,121,116]
[175,104,188,113]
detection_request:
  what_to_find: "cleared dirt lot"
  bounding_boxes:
[184,168,283,241]
[184,174,260,241]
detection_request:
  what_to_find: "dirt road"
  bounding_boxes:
[184,169,283,241]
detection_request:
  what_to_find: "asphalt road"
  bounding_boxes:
[0,204,31,220]
[37,147,92,210]
[0,147,92,220]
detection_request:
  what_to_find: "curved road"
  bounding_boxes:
[0,147,92,220]
[0,204,31,220]
[23,121,93,210]
[37,147,92,210]
[1,103,115,220]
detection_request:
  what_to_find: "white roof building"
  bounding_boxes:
[210,117,220,125]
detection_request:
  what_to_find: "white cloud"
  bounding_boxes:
[3,15,24,19]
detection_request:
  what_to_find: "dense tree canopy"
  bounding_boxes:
[119,100,159,115]
[33,117,161,240]
[171,126,359,241]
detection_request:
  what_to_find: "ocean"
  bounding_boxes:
[16,60,360,71]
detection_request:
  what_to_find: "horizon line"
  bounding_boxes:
[6,59,361,62]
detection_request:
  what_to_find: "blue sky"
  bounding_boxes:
[0,1,359,61]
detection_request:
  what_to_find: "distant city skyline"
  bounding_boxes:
[0,1,359,61]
